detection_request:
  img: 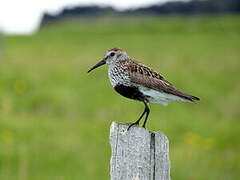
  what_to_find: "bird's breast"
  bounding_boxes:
[108,65,131,87]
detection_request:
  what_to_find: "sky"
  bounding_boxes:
[0,0,182,35]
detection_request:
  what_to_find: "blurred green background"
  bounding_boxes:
[0,15,240,180]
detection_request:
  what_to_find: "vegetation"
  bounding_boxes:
[0,15,240,180]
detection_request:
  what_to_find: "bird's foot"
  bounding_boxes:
[127,122,139,131]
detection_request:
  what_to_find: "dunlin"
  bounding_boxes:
[88,48,200,130]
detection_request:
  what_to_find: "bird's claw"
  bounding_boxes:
[127,122,139,131]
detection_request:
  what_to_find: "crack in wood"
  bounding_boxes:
[151,133,156,180]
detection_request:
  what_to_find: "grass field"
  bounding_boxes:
[0,15,240,180]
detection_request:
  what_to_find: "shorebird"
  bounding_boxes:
[88,48,200,130]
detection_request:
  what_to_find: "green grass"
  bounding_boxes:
[0,15,240,180]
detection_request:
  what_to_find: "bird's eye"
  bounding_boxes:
[110,52,115,57]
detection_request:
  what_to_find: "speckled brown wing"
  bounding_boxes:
[122,59,199,102]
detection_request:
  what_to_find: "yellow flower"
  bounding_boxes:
[14,79,27,93]
[0,130,14,144]
[183,132,215,150]
[183,132,200,146]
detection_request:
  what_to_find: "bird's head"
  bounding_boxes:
[87,48,127,73]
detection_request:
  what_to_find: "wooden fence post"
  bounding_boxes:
[110,122,170,180]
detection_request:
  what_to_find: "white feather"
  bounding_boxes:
[138,86,191,105]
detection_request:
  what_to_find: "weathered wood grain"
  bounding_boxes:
[110,122,170,180]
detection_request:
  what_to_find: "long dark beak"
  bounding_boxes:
[87,59,106,73]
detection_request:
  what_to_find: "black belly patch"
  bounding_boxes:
[114,84,147,102]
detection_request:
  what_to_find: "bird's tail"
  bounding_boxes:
[183,94,200,103]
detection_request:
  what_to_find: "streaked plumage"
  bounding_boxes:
[88,48,200,129]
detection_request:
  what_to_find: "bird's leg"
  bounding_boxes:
[127,103,147,131]
[142,102,150,129]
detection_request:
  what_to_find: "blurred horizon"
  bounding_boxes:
[0,0,178,35]
[1,0,240,35]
